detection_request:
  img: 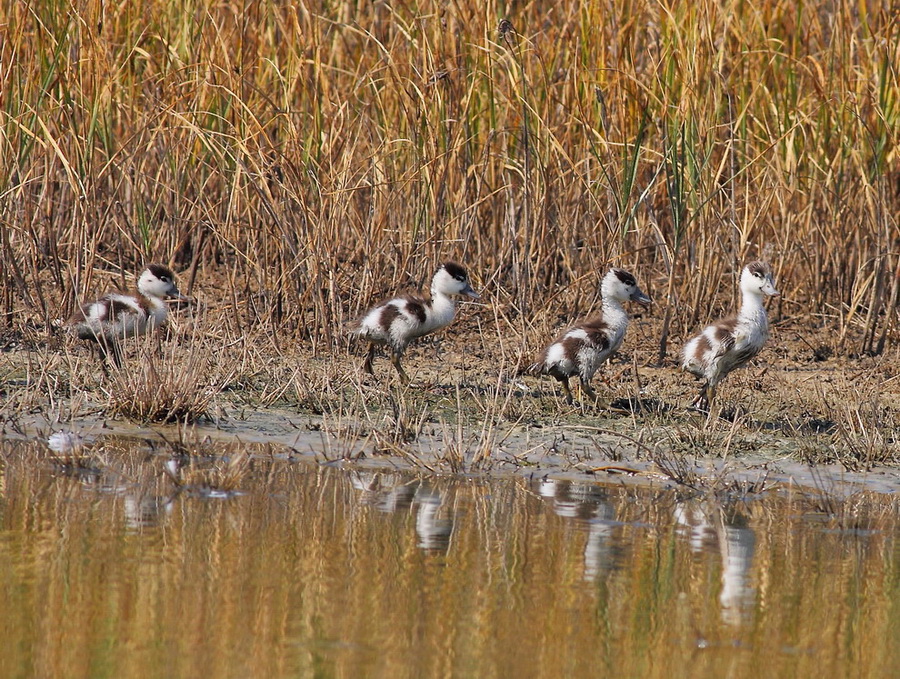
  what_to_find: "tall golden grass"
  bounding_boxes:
[0,0,897,355]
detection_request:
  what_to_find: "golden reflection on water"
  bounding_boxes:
[0,439,896,678]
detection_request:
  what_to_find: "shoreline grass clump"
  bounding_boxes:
[103,336,230,423]
[163,443,253,497]
[106,360,211,423]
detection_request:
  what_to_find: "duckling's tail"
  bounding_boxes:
[343,319,365,338]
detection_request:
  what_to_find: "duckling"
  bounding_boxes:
[69,263,187,367]
[682,261,779,411]
[350,262,479,384]
[528,268,651,404]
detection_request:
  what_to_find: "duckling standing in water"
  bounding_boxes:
[528,268,651,405]
[69,263,187,368]
[350,262,479,384]
[682,261,779,411]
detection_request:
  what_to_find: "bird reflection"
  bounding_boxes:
[349,472,454,553]
[349,471,418,512]
[413,485,453,552]
[673,501,714,552]
[674,501,757,626]
[123,493,173,530]
[717,512,756,626]
[534,478,618,580]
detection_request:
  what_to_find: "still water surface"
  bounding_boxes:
[0,438,896,678]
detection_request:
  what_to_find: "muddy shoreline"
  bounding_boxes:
[4,396,898,498]
[1,317,898,497]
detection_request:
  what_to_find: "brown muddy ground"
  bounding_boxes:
[1,307,897,496]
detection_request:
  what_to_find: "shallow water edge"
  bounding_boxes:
[0,432,896,679]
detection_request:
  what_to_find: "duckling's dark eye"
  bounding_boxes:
[161,276,170,283]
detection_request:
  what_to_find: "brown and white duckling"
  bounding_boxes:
[682,261,779,411]
[350,262,479,384]
[529,268,651,404]
[69,263,187,367]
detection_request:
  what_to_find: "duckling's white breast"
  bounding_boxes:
[420,294,456,335]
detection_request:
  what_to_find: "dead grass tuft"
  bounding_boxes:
[103,333,235,423]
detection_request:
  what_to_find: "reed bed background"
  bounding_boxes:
[0,0,897,356]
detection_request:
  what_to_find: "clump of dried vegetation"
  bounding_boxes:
[100,324,236,423]
[104,360,210,423]
[0,1,897,467]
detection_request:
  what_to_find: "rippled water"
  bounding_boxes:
[0,438,896,678]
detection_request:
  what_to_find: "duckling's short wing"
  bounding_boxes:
[531,315,612,378]
[352,292,433,345]
[711,318,768,374]
[709,319,738,358]
[71,293,148,340]
[580,316,614,353]
[398,295,428,325]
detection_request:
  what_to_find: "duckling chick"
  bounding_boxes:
[682,261,779,411]
[69,263,187,367]
[529,268,651,405]
[350,262,479,384]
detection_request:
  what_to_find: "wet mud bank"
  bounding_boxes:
[5,396,898,500]
[1,323,898,500]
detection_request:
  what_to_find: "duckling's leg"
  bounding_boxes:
[706,383,717,408]
[557,377,574,405]
[390,351,410,385]
[579,377,597,402]
[363,343,377,375]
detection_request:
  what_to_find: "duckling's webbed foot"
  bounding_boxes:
[689,385,711,412]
